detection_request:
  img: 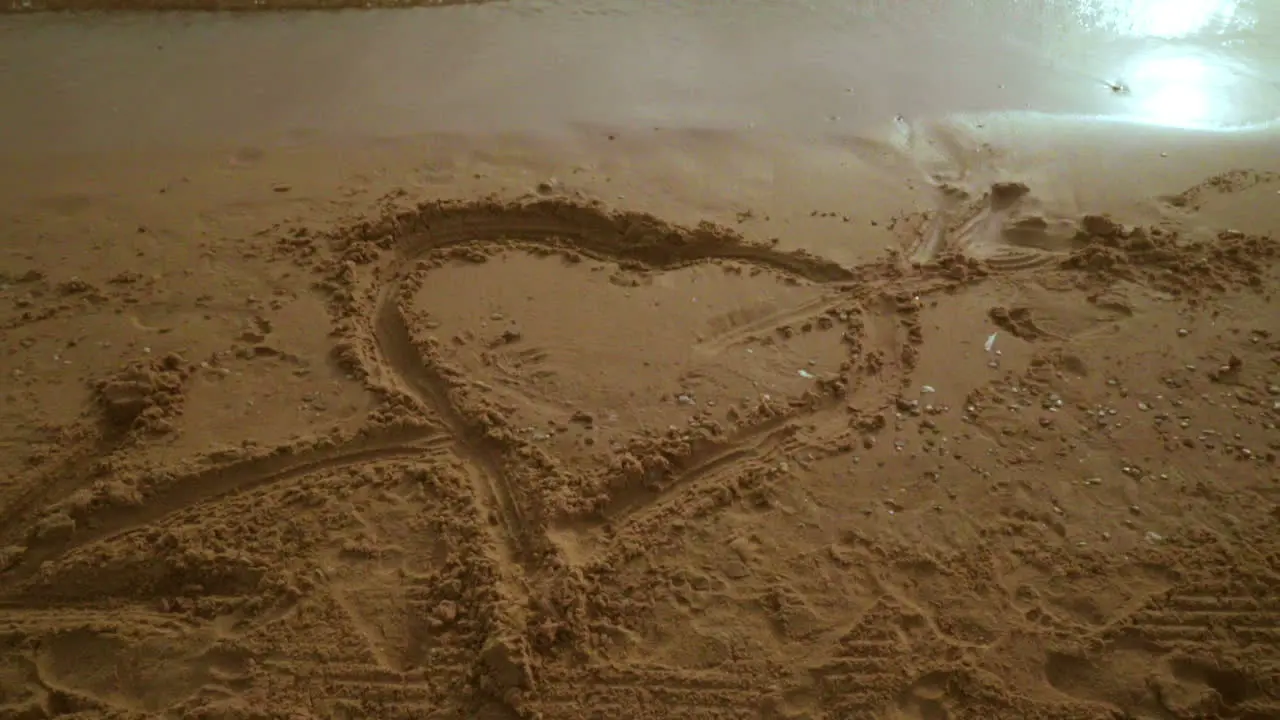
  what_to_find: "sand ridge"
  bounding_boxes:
[0,172,1278,719]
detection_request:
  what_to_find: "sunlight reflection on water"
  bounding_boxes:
[1061,0,1269,128]
[1069,0,1250,38]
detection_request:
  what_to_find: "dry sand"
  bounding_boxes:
[2,3,1279,720]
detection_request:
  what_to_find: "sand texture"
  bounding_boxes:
[0,156,1277,720]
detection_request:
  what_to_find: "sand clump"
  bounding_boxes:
[0,173,1277,720]
[94,353,193,437]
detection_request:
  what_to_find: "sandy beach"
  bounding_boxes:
[0,2,1277,718]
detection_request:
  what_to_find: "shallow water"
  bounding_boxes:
[0,0,1276,277]
[1,0,1278,153]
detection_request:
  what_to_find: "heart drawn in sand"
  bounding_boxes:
[329,199,919,565]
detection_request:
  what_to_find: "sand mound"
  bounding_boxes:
[1,185,1277,719]
[94,353,193,436]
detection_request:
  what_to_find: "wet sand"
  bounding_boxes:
[1,2,1279,719]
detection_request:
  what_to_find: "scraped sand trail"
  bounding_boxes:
[1,153,1277,719]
